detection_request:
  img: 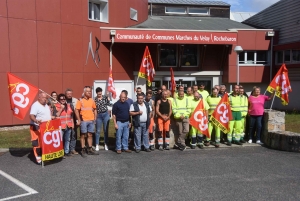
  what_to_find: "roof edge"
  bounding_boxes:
[100,27,238,33]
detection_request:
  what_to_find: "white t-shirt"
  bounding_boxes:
[130,103,151,123]
[30,101,52,125]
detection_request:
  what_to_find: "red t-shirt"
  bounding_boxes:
[248,95,269,116]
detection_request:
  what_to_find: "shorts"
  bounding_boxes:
[231,111,242,121]
[80,121,95,134]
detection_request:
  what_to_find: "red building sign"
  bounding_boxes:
[101,29,237,44]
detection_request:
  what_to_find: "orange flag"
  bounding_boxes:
[138,46,155,86]
[210,93,232,134]
[189,99,209,138]
[170,68,176,96]
[267,63,292,105]
[7,73,39,120]
[107,67,116,99]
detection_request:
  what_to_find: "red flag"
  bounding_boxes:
[267,63,292,105]
[40,119,64,161]
[210,93,232,134]
[189,99,210,138]
[138,46,155,86]
[7,73,39,120]
[170,68,176,96]
[107,67,116,99]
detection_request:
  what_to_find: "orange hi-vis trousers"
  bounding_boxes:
[157,116,170,146]
[148,117,155,147]
[30,125,42,164]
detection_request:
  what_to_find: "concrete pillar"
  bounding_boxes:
[262,109,285,143]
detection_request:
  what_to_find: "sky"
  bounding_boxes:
[219,0,281,12]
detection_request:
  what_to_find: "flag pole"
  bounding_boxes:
[269,92,276,110]
[39,89,56,101]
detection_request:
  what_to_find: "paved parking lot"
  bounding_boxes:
[1,146,300,201]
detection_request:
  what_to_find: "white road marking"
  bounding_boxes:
[0,170,38,201]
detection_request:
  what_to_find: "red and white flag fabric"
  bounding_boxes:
[170,68,176,96]
[210,93,232,134]
[7,73,39,120]
[107,67,116,99]
[189,99,210,138]
[267,63,292,105]
[138,46,155,86]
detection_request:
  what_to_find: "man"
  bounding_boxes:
[156,90,172,150]
[155,85,167,105]
[219,85,226,97]
[189,91,209,149]
[122,90,134,145]
[172,90,191,151]
[112,92,132,154]
[198,82,209,100]
[145,91,155,150]
[65,88,79,155]
[227,85,243,146]
[75,86,98,157]
[192,85,199,93]
[206,88,222,147]
[136,87,142,95]
[214,85,220,91]
[29,92,54,164]
[174,85,185,99]
[239,86,248,143]
[186,87,194,102]
[130,93,152,153]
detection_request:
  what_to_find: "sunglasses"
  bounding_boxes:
[60,98,66,100]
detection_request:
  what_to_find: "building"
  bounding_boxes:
[243,0,300,110]
[0,0,275,126]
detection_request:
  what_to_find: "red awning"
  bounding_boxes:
[100,28,237,44]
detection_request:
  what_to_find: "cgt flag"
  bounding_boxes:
[210,93,232,134]
[138,46,155,86]
[189,99,209,138]
[267,63,292,105]
[170,68,176,96]
[107,67,117,99]
[7,73,39,120]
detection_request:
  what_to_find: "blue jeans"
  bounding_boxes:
[116,121,129,151]
[249,115,263,141]
[134,123,149,150]
[80,121,95,133]
[95,112,110,145]
[70,128,76,151]
[62,127,72,154]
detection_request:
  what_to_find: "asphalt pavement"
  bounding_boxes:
[0,146,300,201]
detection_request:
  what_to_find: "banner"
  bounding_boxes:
[138,46,155,86]
[170,68,176,96]
[210,93,232,134]
[107,67,117,99]
[40,119,64,161]
[7,73,39,120]
[267,63,292,105]
[189,99,209,138]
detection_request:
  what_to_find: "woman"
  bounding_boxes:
[54,94,74,157]
[248,87,274,144]
[94,87,113,151]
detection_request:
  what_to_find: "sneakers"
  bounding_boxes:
[240,139,247,143]
[70,150,78,155]
[191,145,196,149]
[95,145,99,151]
[248,139,252,144]
[227,141,232,146]
[87,147,99,155]
[124,149,132,153]
[159,145,164,151]
[234,141,243,145]
[65,153,72,157]
[198,144,204,149]
[116,150,122,154]
[204,141,210,146]
[145,148,151,152]
[256,140,263,145]
[81,148,87,158]
[179,144,186,151]
[104,144,109,151]
[135,149,141,153]
[150,145,155,151]
[215,142,220,148]
[165,145,170,150]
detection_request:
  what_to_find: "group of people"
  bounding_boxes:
[29,82,274,164]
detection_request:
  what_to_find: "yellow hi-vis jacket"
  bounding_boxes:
[172,97,191,119]
[206,96,221,115]
[240,95,248,116]
[190,98,210,117]
[229,94,242,111]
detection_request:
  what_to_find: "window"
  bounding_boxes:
[159,44,177,67]
[284,50,290,62]
[181,45,198,67]
[292,50,300,62]
[88,0,108,23]
[165,7,186,14]
[130,8,138,21]
[239,51,269,65]
[188,7,209,15]
[276,51,283,64]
